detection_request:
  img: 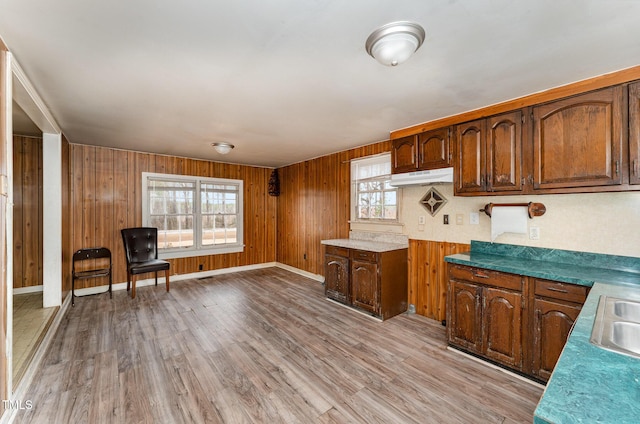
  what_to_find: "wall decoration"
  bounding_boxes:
[268,168,280,196]
[420,187,447,216]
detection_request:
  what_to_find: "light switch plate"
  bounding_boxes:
[470,212,479,225]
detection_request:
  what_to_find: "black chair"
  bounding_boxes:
[72,247,112,306]
[121,227,170,299]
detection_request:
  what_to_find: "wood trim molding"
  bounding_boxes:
[391,64,640,139]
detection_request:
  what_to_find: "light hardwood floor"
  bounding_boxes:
[13,268,543,423]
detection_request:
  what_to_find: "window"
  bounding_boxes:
[351,153,398,221]
[142,172,244,258]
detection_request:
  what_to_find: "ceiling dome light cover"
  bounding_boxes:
[365,21,425,66]
[211,142,234,154]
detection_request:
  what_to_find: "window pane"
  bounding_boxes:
[384,206,397,219]
[384,191,396,206]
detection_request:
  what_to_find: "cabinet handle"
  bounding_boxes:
[473,272,489,279]
[615,160,620,175]
[546,286,569,294]
[355,266,367,272]
[327,261,341,266]
[634,160,638,176]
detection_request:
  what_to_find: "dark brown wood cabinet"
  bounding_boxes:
[531,279,588,381]
[323,245,408,320]
[454,111,523,195]
[324,246,350,304]
[532,86,624,190]
[447,264,588,382]
[629,82,640,185]
[447,265,524,370]
[392,128,450,174]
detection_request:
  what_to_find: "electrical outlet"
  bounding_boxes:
[470,212,480,225]
[456,214,463,225]
[530,226,540,240]
[419,215,426,225]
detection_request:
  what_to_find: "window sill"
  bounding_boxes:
[158,244,244,260]
[349,221,404,234]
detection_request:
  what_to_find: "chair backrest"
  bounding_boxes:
[121,227,160,264]
[72,247,111,272]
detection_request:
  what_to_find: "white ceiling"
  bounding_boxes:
[2,1,640,168]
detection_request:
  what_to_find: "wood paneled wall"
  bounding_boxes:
[67,144,277,291]
[276,141,391,275]
[12,136,43,289]
[408,239,470,322]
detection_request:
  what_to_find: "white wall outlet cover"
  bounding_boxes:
[470,212,479,225]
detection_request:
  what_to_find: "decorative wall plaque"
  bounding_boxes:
[419,187,447,216]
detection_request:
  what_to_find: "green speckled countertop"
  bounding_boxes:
[444,241,640,424]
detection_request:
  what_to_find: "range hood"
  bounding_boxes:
[389,167,454,187]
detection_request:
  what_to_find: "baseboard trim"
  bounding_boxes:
[72,262,325,296]
[13,285,44,295]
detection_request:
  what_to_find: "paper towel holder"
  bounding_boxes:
[480,202,546,218]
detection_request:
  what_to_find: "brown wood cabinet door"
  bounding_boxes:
[351,259,378,314]
[417,128,450,170]
[448,280,482,353]
[532,86,623,189]
[487,111,523,192]
[482,287,523,369]
[455,119,486,193]
[629,82,640,185]
[325,254,349,304]
[532,298,582,381]
[391,135,417,174]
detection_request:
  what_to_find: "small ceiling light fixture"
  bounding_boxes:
[365,21,425,66]
[211,142,235,154]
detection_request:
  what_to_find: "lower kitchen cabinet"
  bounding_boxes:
[324,245,408,320]
[447,264,587,382]
[447,265,524,370]
[531,278,588,381]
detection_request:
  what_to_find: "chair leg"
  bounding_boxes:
[72,278,75,307]
[109,273,113,299]
[131,275,137,299]
[155,272,158,286]
[165,269,170,292]
[126,270,131,292]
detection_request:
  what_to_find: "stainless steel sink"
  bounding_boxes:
[590,296,640,358]
[613,300,640,323]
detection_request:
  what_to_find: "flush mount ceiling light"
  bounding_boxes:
[211,142,234,154]
[365,21,425,66]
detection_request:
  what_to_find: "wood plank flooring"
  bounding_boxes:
[13,268,543,423]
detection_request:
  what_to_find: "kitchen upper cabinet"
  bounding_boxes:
[391,128,450,174]
[629,82,640,185]
[418,128,450,170]
[324,246,350,304]
[454,119,486,193]
[487,111,523,192]
[455,111,522,195]
[532,86,624,190]
[391,135,417,173]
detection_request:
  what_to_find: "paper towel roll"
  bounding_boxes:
[491,206,528,241]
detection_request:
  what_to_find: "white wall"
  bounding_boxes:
[399,184,640,257]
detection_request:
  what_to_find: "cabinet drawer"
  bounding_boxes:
[449,265,522,291]
[326,245,349,257]
[534,279,588,304]
[351,249,377,262]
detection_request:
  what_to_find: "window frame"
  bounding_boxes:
[350,153,399,223]
[142,172,244,259]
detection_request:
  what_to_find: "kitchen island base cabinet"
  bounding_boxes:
[323,245,408,320]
